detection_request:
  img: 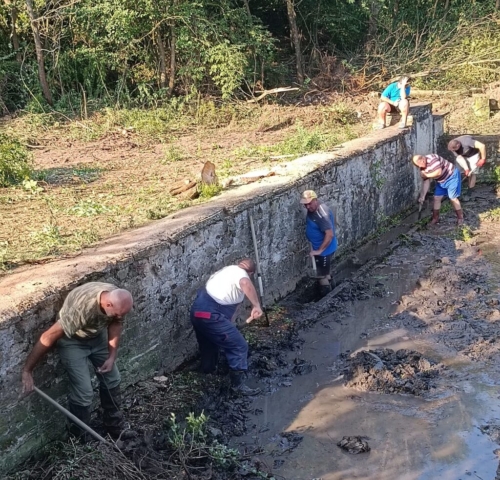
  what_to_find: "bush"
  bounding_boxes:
[0,134,33,187]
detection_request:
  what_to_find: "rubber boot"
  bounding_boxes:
[99,386,136,440]
[430,209,440,225]
[200,349,219,374]
[455,209,464,226]
[229,371,261,396]
[68,403,92,443]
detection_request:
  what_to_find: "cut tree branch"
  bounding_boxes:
[247,87,299,103]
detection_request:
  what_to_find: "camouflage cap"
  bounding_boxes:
[300,190,318,204]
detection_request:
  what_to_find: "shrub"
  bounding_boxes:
[0,134,33,187]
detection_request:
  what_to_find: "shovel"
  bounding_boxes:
[307,243,320,279]
[249,214,270,327]
[417,201,424,220]
[34,386,110,444]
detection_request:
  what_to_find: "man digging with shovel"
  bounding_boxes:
[21,282,136,441]
[412,154,464,226]
[190,259,262,396]
[300,190,338,298]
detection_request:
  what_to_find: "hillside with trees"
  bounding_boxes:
[1,0,499,112]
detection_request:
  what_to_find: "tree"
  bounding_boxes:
[285,0,304,83]
[25,0,52,105]
[3,0,21,62]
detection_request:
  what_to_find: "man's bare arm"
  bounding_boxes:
[474,140,486,161]
[240,277,263,322]
[22,322,65,393]
[98,321,123,373]
[311,229,334,255]
[418,179,430,203]
[240,278,261,308]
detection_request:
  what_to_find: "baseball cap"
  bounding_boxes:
[300,190,318,204]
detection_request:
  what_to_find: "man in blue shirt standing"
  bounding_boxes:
[376,76,411,129]
[300,190,338,298]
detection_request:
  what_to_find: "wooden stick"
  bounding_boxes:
[247,87,299,103]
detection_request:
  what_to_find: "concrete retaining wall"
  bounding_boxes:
[0,103,441,472]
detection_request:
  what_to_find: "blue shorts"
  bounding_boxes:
[434,168,461,199]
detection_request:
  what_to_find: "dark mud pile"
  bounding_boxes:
[343,349,443,395]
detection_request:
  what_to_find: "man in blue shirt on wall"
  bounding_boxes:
[300,190,338,298]
[376,75,411,129]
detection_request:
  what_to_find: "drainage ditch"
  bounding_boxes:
[8,184,500,480]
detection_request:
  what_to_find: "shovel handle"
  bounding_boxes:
[310,245,317,274]
[34,386,110,445]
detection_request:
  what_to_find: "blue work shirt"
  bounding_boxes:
[381,82,410,102]
[306,202,337,256]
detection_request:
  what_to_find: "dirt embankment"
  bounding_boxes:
[1,84,499,272]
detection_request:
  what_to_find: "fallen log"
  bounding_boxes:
[169,179,197,196]
[409,88,484,97]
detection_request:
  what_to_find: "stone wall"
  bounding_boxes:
[0,103,441,473]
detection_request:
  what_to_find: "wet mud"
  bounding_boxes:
[342,348,443,396]
[9,185,500,480]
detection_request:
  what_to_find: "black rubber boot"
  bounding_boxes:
[229,371,261,396]
[99,386,136,440]
[200,349,219,374]
[68,403,92,443]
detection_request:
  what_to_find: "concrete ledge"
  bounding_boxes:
[0,102,440,472]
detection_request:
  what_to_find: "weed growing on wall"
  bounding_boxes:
[199,183,223,199]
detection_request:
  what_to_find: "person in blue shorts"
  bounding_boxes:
[300,190,338,297]
[412,154,463,226]
[376,76,411,129]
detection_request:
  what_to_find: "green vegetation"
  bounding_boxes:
[167,412,240,470]
[479,206,500,221]
[0,135,33,187]
[1,0,499,115]
[454,225,474,242]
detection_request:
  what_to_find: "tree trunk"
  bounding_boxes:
[4,0,21,62]
[368,0,380,38]
[496,0,500,10]
[443,0,451,21]
[11,7,21,62]
[25,0,53,105]
[156,31,167,89]
[243,0,251,16]
[285,0,304,84]
[168,24,176,95]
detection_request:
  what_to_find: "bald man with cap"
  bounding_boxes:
[190,259,262,395]
[300,190,338,297]
[22,282,135,441]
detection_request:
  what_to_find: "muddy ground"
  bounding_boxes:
[9,184,500,480]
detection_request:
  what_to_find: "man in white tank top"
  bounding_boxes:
[190,259,263,395]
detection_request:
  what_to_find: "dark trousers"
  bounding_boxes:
[57,329,121,407]
[191,290,248,372]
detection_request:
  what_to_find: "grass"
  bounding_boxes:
[480,206,500,221]
[0,99,370,273]
[454,225,474,242]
